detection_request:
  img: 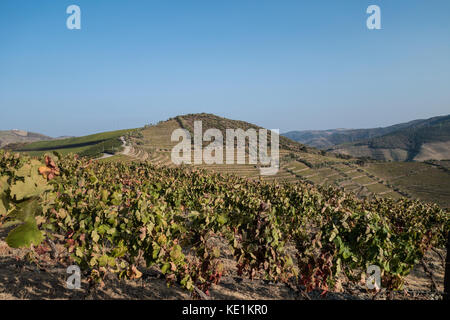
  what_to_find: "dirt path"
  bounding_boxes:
[120,136,132,156]
[121,137,150,161]
[97,153,115,159]
[96,137,140,160]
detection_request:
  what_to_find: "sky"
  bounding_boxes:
[0,0,449,137]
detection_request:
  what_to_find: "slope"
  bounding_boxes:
[124,113,450,208]
[0,130,52,148]
[284,114,450,161]
[7,128,137,159]
[329,114,450,161]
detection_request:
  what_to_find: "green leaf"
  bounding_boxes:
[99,254,109,267]
[0,176,9,216]
[342,247,351,259]
[329,226,338,242]
[89,174,99,185]
[170,245,182,260]
[89,257,98,267]
[152,246,160,259]
[161,262,170,274]
[0,194,8,217]
[6,219,43,248]
[336,258,342,274]
[75,247,84,257]
[181,275,194,290]
[112,240,127,258]
[10,175,52,201]
[0,175,9,194]
[1,220,21,228]
[92,230,100,242]
[217,214,227,225]
[15,160,42,178]
[101,189,109,202]
[6,199,40,223]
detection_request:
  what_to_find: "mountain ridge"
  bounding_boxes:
[283,114,450,161]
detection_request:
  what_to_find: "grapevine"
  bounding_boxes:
[0,150,448,297]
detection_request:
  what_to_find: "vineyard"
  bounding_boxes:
[0,149,448,299]
[117,115,450,209]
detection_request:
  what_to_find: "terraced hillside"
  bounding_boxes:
[123,114,450,209]
[5,113,448,208]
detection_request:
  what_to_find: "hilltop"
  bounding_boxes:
[170,113,314,153]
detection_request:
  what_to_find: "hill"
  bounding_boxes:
[4,113,450,208]
[114,113,450,208]
[172,113,313,153]
[0,130,52,148]
[282,119,422,149]
[329,115,450,161]
[283,115,450,161]
[7,128,136,159]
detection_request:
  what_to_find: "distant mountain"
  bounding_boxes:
[0,130,52,148]
[283,119,426,149]
[283,115,450,161]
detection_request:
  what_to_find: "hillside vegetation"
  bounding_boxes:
[124,114,450,208]
[10,129,136,159]
[1,114,449,300]
[4,113,450,208]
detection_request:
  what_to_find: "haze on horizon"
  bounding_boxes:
[1,0,449,137]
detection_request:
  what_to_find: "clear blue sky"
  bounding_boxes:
[1,0,449,137]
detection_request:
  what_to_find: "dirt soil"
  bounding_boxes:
[0,231,446,300]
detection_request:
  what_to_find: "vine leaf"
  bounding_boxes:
[6,218,43,248]
[0,176,9,216]
[0,175,9,193]
[10,175,52,201]
[3,200,44,248]
[15,160,42,178]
